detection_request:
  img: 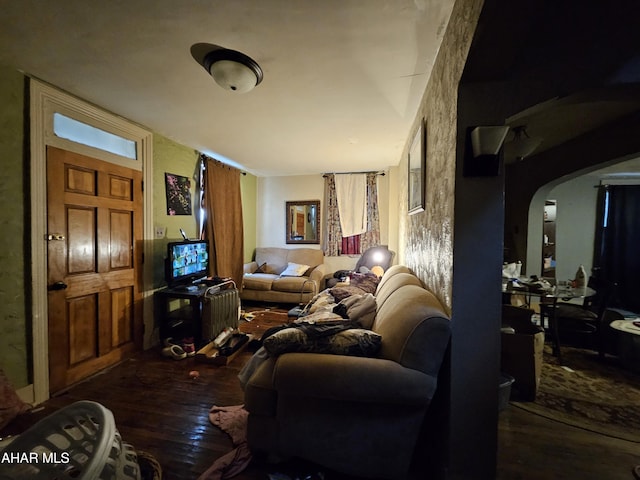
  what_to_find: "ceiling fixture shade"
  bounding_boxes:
[470,126,510,157]
[202,48,263,93]
[505,126,542,161]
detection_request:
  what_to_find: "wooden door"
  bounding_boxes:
[47,146,143,393]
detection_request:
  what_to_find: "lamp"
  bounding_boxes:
[193,44,263,93]
[470,126,510,158]
[504,126,542,161]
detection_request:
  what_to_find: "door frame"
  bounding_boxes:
[29,79,154,404]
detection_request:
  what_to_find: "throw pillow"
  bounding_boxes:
[280,262,310,277]
[254,262,268,274]
[263,327,381,357]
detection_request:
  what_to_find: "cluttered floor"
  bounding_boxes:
[2,305,639,479]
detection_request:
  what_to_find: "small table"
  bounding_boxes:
[503,279,596,364]
[609,318,640,372]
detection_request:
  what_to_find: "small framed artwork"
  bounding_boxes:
[165,172,192,215]
[408,120,425,214]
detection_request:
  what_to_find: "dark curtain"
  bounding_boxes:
[202,155,244,290]
[593,184,640,312]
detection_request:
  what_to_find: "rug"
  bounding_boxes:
[512,346,640,442]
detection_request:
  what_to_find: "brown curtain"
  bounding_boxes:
[202,155,244,290]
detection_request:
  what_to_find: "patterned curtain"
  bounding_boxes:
[324,174,342,256]
[360,172,380,251]
[324,172,381,256]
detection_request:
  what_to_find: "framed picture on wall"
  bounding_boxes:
[408,120,426,215]
[165,172,192,215]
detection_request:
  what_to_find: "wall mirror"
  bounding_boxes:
[286,200,320,244]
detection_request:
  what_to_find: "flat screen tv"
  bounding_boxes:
[166,240,209,287]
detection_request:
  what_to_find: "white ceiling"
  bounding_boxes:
[0,0,455,177]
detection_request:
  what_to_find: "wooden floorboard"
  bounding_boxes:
[3,343,640,479]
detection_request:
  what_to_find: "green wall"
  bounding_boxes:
[0,67,28,389]
[151,135,200,288]
[151,137,258,285]
[0,71,259,390]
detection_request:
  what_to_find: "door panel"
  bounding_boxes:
[47,146,143,393]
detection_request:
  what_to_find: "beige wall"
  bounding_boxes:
[254,173,392,271]
[241,173,257,263]
[256,175,325,249]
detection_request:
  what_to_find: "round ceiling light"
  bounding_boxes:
[202,48,263,93]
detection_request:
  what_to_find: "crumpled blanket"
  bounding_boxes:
[197,405,251,480]
[238,293,378,390]
[0,369,31,430]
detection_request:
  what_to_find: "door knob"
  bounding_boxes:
[48,281,68,291]
[46,234,66,241]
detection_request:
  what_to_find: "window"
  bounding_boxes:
[53,113,137,160]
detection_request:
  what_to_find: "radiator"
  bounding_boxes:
[201,283,240,343]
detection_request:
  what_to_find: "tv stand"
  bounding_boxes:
[155,279,237,347]
[172,284,201,293]
[155,286,207,346]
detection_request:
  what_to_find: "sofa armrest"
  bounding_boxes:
[244,261,258,274]
[309,263,328,290]
[273,353,435,405]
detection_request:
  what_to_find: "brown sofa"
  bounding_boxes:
[241,247,328,304]
[242,265,451,479]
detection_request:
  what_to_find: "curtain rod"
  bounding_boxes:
[322,171,386,177]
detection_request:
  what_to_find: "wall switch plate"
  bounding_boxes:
[155,226,166,238]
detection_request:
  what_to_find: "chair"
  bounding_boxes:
[551,274,617,358]
[502,304,536,331]
[327,245,395,287]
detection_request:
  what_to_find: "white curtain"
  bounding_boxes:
[335,173,367,237]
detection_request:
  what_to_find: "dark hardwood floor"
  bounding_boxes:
[3,347,639,479]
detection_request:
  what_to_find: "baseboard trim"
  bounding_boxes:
[17,383,35,405]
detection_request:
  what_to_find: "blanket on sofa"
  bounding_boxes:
[238,293,378,389]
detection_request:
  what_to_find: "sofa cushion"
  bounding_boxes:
[287,248,324,269]
[255,248,290,274]
[280,262,310,277]
[243,273,278,291]
[244,357,279,416]
[375,272,422,310]
[263,327,381,357]
[272,276,315,293]
[373,284,450,375]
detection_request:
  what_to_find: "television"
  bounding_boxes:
[166,240,210,288]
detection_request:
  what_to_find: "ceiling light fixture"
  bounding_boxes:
[464,125,510,177]
[193,45,263,93]
[505,126,542,161]
[470,126,510,158]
